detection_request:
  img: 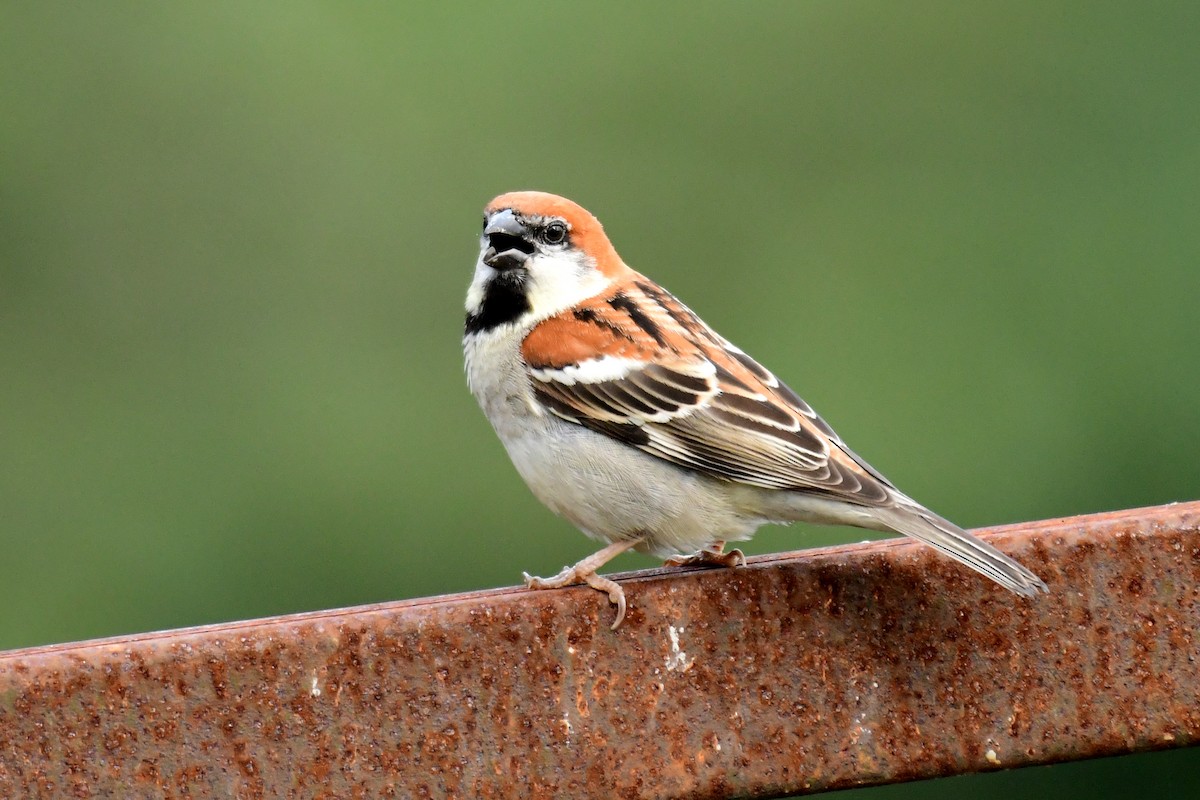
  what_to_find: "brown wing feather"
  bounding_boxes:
[522,277,895,506]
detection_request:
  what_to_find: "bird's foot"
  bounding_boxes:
[522,538,641,630]
[664,541,746,569]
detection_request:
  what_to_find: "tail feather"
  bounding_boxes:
[875,499,1048,597]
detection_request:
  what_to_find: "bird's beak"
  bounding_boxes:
[482,209,535,270]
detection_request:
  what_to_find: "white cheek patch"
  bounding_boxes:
[522,251,611,322]
[466,249,608,324]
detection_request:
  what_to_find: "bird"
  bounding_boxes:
[463,190,1047,629]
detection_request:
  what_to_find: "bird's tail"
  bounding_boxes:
[875,497,1048,597]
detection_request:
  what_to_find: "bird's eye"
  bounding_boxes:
[542,221,568,245]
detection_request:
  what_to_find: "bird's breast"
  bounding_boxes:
[463,327,544,430]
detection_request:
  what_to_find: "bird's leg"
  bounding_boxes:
[664,540,746,569]
[523,538,643,630]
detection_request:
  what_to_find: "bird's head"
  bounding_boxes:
[465,191,629,334]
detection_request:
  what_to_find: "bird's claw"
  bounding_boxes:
[665,547,746,569]
[581,571,627,630]
[522,566,628,629]
[520,539,640,630]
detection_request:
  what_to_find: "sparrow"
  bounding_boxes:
[463,190,1047,629]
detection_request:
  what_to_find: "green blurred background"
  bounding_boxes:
[2,1,1197,796]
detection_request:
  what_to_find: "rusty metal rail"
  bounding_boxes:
[1,502,1198,798]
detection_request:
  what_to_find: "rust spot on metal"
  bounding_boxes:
[1,502,1199,798]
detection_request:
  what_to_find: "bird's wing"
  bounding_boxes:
[520,278,894,505]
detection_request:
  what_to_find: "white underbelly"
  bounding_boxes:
[498,414,765,557]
